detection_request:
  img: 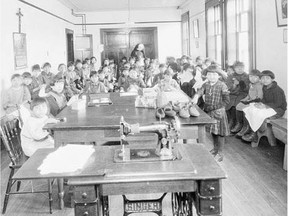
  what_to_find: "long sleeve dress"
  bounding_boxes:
[197,80,230,136]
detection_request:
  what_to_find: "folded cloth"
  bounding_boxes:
[38,145,95,175]
[243,103,276,132]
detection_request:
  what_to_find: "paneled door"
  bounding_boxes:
[101,27,158,64]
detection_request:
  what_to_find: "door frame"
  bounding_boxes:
[65,28,74,63]
[100,27,158,64]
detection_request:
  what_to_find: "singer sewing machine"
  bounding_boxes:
[114,116,181,162]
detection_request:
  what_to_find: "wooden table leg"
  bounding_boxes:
[284,144,287,171]
[57,178,64,209]
[198,125,206,144]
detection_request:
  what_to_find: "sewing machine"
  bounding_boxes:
[116,116,180,162]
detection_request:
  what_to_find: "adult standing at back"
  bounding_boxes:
[131,43,146,60]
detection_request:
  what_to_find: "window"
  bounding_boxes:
[207,5,222,65]
[226,0,251,70]
[205,0,253,70]
[181,11,190,56]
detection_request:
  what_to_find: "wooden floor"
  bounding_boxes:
[0,134,287,216]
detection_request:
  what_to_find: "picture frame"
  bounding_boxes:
[13,32,27,69]
[193,19,199,38]
[275,0,287,27]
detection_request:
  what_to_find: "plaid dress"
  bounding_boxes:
[198,81,230,136]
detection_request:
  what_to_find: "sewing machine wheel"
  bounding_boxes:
[171,192,193,216]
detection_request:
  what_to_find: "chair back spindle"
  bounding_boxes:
[0,116,24,165]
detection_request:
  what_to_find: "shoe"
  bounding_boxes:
[242,131,258,143]
[209,148,218,156]
[155,108,165,119]
[214,153,224,162]
[189,105,200,117]
[179,106,190,118]
[235,125,250,138]
[231,123,243,133]
[172,102,181,112]
[164,105,176,117]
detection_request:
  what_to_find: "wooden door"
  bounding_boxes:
[65,28,74,63]
[101,28,158,64]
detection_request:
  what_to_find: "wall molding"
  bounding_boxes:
[18,0,74,24]
[18,0,181,27]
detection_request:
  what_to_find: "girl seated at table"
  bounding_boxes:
[154,68,180,92]
[21,97,59,157]
[84,72,107,94]
[39,75,67,116]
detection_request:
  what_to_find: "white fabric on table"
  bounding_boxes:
[38,145,95,175]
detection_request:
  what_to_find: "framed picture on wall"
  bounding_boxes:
[13,32,27,69]
[193,19,199,38]
[275,0,287,26]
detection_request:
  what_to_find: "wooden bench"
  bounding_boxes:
[252,118,287,170]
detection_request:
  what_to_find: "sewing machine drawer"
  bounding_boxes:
[74,200,98,216]
[198,180,221,196]
[74,186,97,203]
[196,195,221,215]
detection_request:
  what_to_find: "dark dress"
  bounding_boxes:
[262,81,287,118]
[225,72,249,110]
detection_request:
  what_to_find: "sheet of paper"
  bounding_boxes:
[38,145,95,175]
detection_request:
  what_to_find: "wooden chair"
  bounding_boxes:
[0,115,53,214]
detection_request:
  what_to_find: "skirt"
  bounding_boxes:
[206,107,230,136]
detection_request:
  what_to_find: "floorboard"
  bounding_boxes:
[0,133,287,216]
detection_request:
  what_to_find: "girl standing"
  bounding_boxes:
[191,65,230,162]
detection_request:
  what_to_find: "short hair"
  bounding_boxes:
[203,64,223,76]
[164,68,173,76]
[42,62,51,69]
[90,71,98,78]
[261,70,275,79]
[90,56,96,61]
[22,72,32,79]
[181,55,188,60]
[32,64,40,71]
[58,63,66,70]
[159,63,166,68]
[249,69,261,77]
[168,62,181,73]
[50,74,64,86]
[196,56,203,62]
[233,61,245,68]
[82,60,88,65]
[67,61,74,67]
[11,73,21,80]
[75,59,82,65]
[30,97,48,110]
[84,58,89,61]
[98,69,104,74]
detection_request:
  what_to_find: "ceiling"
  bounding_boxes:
[58,0,189,12]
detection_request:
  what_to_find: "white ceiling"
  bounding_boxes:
[58,0,189,12]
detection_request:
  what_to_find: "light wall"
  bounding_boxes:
[255,0,287,97]
[0,0,76,115]
[182,0,287,96]
[74,8,182,68]
[182,0,206,60]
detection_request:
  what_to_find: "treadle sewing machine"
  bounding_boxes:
[115,116,180,162]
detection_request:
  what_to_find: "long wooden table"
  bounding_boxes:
[44,92,216,147]
[42,92,216,210]
[13,144,227,216]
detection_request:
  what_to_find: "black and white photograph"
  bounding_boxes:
[0,0,287,215]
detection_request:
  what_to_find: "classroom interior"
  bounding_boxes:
[0,0,287,216]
